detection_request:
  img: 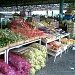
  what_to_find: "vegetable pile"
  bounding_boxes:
[0,29,28,48]
[10,20,34,29]
[13,43,47,75]
[11,28,44,38]
[30,43,47,58]
[0,52,31,75]
[10,20,45,39]
[0,59,16,75]
[9,52,31,75]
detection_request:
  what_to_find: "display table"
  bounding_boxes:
[0,32,70,63]
[42,33,70,62]
[42,33,70,48]
[6,38,41,64]
[0,50,7,63]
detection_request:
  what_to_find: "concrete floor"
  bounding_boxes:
[36,48,75,75]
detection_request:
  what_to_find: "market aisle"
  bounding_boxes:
[36,48,75,75]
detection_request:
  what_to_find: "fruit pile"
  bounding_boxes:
[10,20,34,29]
[41,21,50,27]
[47,41,61,50]
[61,38,74,45]
[30,22,39,28]
[9,52,31,75]
[0,29,28,48]
[38,26,57,34]
[30,43,47,56]
[11,28,44,38]
[10,20,45,39]
[13,43,47,75]
[47,41,66,55]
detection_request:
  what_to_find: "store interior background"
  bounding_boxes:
[0,3,75,18]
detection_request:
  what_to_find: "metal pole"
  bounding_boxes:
[59,0,64,24]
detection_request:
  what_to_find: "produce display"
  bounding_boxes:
[0,59,16,75]
[47,41,62,53]
[61,38,74,45]
[30,43,47,56]
[31,20,57,28]
[38,26,69,43]
[40,21,50,27]
[0,29,28,48]
[9,19,46,39]
[9,52,31,75]
[38,26,57,35]
[0,13,73,75]
[38,27,66,35]
[47,38,74,56]
[0,17,71,75]
[47,41,68,60]
[12,43,47,75]
[48,41,61,49]
[38,26,54,34]
[30,22,39,28]
[11,28,44,39]
[10,20,34,29]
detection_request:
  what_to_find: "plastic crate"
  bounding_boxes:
[65,15,72,20]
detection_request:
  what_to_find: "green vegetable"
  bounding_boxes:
[0,29,28,47]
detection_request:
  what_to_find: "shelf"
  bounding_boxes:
[42,33,70,44]
[47,44,68,55]
[6,38,41,64]
[0,38,41,64]
[61,44,68,53]
[0,32,70,63]
[48,48,62,53]
[8,39,41,50]
[47,44,68,62]
[41,32,70,62]
[60,33,70,38]
[47,50,62,57]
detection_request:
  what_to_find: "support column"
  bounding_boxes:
[59,0,64,24]
[46,10,48,17]
[52,11,53,17]
[28,10,32,17]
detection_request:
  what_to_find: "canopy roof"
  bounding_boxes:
[0,0,75,7]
